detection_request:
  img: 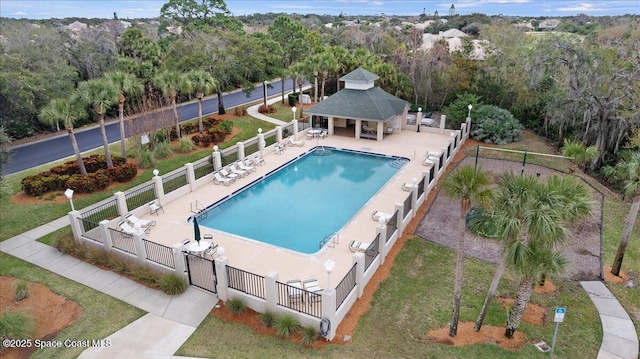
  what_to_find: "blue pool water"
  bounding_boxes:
[198,147,406,254]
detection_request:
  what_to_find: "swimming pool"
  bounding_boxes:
[198,147,407,254]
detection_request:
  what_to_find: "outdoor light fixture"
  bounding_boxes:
[217,247,226,257]
[417,107,422,133]
[263,80,268,107]
[64,188,75,211]
[324,259,335,289]
[213,145,218,152]
[468,104,473,118]
[153,169,159,176]
[258,128,262,134]
[291,106,297,122]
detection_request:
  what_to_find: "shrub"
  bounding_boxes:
[174,138,195,154]
[180,122,196,135]
[442,92,483,131]
[87,248,112,267]
[258,104,276,114]
[14,280,29,302]
[0,309,36,341]
[131,265,161,286]
[274,314,300,338]
[301,325,318,346]
[259,310,277,327]
[469,105,522,145]
[154,141,173,159]
[108,162,137,182]
[227,298,247,315]
[191,134,212,148]
[138,150,156,169]
[219,120,233,134]
[158,274,188,295]
[288,92,300,107]
[233,106,248,116]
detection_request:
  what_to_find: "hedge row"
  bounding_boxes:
[21,155,137,196]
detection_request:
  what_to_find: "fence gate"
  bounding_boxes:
[184,253,217,294]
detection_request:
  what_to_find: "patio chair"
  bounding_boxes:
[422,156,435,167]
[118,220,149,235]
[125,213,156,227]
[213,172,234,186]
[303,279,322,303]
[349,240,371,253]
[371,210,393,223]
[401,182,413,192]
[229,163,247,177]
[204,242,218,258]
[250,154,265,166]
[274,143,284,155]
[306,131,314,140]
[149,201,164,216]
[319,130,328,139]
[220,168,239,180]
[287,279,304,304]
[287,136,305,147]
[237,161,256,173]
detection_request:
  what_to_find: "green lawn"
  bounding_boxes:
[0,252,145,359]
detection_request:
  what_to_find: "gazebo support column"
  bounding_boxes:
[376,122,384,141]
[355,119,362,139]
[328,116,335,135]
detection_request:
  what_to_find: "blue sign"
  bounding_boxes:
[556,307,566,314]
[554,307,566,322]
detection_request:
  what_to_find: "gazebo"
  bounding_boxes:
[305,67,409,141]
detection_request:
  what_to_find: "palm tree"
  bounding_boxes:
[603,150,640,276]
[304,55,323,103]
[562,139,598,174]
[74,79,118,168]
[104,71,143,158]
[289,62,307,119]
[316,52,339,101]
[153,70,187,138]
[329,46,351,91]
[186,70,218,134]
[470,173,593,334]
[39,98,88,175]
[442,164,493,337]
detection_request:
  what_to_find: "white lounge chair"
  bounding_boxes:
[229,164,246,177]
[213,172,233,185]
[249,154,265,166]
[118,220,149,235]
[220,168,238,180]
[303,279,322,303]
[125,213,156,227]
[287,136,305,147]
[237,161,255,173]
[402,182,413,192]
[349,240,370,253]
[287,279,304,304]
[371,210,393,223]
[149,201,164,216]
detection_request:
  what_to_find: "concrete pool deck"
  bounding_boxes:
[142,126,453,288]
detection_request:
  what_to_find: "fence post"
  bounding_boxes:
[185,163,197,192]
[68,211,82,243]
[132,233,146,264]
[171,243,186,278]
[321,288,337,341]
[99,220,113,251]
[353,252,365,298]
[439,114,447,134]
[292,120,299,138]
[276,126,283,143]
[212,147,222,171]
[237,141,245,161]
[465,118,471,139]
[264,271,279,312]
[215,256,229,302]
[153,174,165,205]
[114,191,128,217]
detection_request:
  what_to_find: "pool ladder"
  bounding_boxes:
[190,200,207,218]
[319,232,340,249]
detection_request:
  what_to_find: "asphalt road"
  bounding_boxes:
[5,79,296,175]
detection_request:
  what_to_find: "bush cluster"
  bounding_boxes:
[469,105,522,145]
[21,154,137,196]
[54,235,187,295]
[191,118,234,148]
[258,104,277,114]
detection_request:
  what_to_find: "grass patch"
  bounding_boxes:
[0,252,145,358]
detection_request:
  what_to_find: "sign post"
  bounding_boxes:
[550,307,566,359]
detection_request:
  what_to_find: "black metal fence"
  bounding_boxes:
[335,263,357,310]
[429,165,435,183]
[227,265,265,299]
[78,217,103,243]
[439,152,445,168]
[221,147,238,166]
[80,199,118,230]
[193,157,213,180]
[125,183,155,212]
[403,194,412,219]
[417,177,425,198]
[364,234,379,271]
[143,239,175,268]
[109,227,137,255]
[243,137,259,157]
[386,211,398,243]
[163,169,187,194]
[276,281,322,318]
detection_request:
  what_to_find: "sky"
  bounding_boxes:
[1,0,638,19]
